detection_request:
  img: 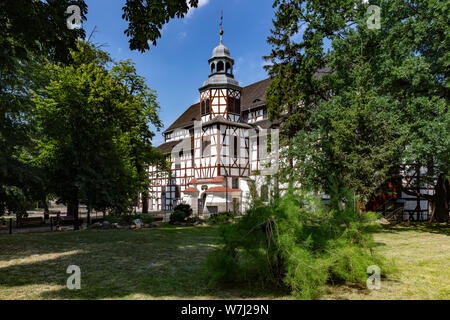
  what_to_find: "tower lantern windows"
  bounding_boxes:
[210,63,216,74]
[226,62,231,74]
[217,61,224,72]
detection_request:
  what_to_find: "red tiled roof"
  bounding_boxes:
[189,177,225,185]
[206,187,241,193]
[183,187,199,193]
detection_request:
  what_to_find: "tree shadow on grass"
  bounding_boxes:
[379,222,450,236]
[0,227,290,300]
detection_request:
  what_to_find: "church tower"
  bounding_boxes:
[199,26,242,123]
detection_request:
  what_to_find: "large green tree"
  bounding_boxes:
[0,0,86,214]
[111,60,164,213]
[32,42,163,226]
[265,0,449,219]
[1,0,198,215]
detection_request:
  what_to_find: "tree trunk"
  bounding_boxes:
[142,190,149,214]
[135,160,148,214]
[87,204,91,225]
[66,201,74,216]
[67,191,79,230]
[434,174,449,222]
[72,198,79,230]
[43,197,49,215]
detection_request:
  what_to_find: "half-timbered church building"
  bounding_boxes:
[145,28,438,221]
[146,28,276,215]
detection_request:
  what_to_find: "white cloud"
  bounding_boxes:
[233,57,245,75]
[186,0,210,19]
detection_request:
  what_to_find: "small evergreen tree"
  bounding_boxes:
[207,188,390,299]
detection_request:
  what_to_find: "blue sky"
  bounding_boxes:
[84,0,276,146]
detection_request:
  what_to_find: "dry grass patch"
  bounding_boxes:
[0,222,448,300]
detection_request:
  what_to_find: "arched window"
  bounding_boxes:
[217,61,224,72]
[226,62,231,74]
[210,63,216,74]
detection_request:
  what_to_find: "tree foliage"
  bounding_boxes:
[207,188,389,299]
[122,0,199,51]
[265,0,449,218]
[32,42,164,221]
[1,0,187,215]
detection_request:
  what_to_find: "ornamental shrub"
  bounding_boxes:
[207,211,235,225]
[173,203,193,217]
[206,188,391,299]
[170,210,189,223]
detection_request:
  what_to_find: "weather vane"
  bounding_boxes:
[219,10,223,43]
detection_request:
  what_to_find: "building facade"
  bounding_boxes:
[146,31,277,216]
[144,31,437,221]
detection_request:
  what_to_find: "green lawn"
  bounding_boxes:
[322,223,450,300]
[0,223,448,300]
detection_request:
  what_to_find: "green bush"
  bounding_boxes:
[207,212,235,225]
[119,214,138,225]
[186,216,201,224]
[169,204,193,223]
[173,203,193,217]
[170,210,188,223]
[140,214,155,224]
[206,188,391,299]
[104,216,121,224]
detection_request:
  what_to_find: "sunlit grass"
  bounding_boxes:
[322,223,450,300]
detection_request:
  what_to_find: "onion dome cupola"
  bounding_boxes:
[202,30,239,88]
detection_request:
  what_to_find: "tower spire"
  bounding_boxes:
[219,10,223,44]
